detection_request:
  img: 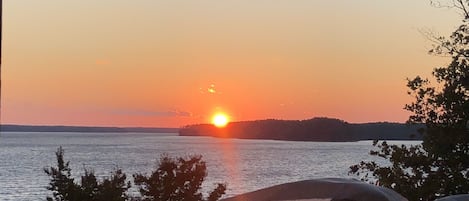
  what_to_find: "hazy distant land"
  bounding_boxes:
[179,117,423,142]
[1,118,423,142]
[0,124,179,133]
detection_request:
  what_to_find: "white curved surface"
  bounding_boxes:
[222,178,408,201]
[436,194,469,201]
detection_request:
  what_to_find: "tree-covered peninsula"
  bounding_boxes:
[179,117,422,142]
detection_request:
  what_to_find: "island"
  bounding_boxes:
[179,117,423,142]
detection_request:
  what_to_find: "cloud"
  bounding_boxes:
[207,84,217,94]
[199,84,221,95]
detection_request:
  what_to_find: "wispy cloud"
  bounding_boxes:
[199,84,222,95]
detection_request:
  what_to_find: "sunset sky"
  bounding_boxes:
[2,0,463,127]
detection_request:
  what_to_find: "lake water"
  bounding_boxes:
[0,132,415,201]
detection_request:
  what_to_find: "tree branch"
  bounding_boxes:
[430,0,469,19]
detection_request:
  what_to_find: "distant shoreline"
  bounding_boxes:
[0,124,179,133]
[180,117,424,142]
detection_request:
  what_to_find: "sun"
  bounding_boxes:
[212,113,229,128]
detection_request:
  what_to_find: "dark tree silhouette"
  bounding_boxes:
[44,147,81,201]
[133,154,226,201]
[350,1,469,201]
[44,147,131,201]
[179,117,421,142]
[45,147,226,201]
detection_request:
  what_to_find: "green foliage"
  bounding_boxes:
[133,154,226,201]
[350,3,469,200]
[45,147,226,201]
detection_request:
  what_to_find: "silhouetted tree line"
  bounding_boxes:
[179,117,422,142]
[350,1,469,200]
[44,147,226,201]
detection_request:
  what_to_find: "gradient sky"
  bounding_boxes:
[2,0,463,127]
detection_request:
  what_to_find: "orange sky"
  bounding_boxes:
[2,0,462,127]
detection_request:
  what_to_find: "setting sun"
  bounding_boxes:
[212,113,229,128]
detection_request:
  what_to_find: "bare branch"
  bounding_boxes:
[419,28,454,57]
[430,0,469,20]
[455,0,469,19]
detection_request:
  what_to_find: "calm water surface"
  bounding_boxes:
[0,132,415,201]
